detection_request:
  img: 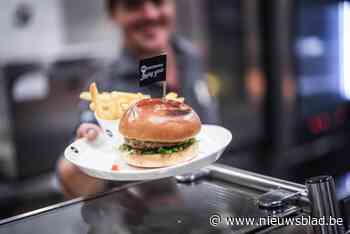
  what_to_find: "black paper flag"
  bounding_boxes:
[139,54,167,87]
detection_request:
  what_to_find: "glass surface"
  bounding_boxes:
[206,0,265,150]
[295,1,342,115]
[294,1,350,141]
[177,0,265,151]
[0,178,298,234]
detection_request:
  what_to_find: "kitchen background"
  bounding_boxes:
[2,0,350,230]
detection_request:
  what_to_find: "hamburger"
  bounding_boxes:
[118,98,201,168]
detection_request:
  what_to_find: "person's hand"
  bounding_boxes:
[76,123,101,141]
[58,123,104,199]
[58,158,106,199]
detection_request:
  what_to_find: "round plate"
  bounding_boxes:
[64,125,232,181]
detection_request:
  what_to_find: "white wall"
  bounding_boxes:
[0,0,120,63]
[60,0,120,59]
[0,0,65,62]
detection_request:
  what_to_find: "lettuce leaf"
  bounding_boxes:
[119,138,196,155]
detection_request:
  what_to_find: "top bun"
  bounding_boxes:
[119,98,201,142]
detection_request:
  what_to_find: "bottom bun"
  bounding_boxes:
[121,142,198,168]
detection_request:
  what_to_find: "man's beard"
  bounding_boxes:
[130,16,169,31]
[125,18,172,55]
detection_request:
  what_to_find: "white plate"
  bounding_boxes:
[64,125,232,181]
[94,113,122,143]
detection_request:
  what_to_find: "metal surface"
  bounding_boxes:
[0,181,142,226]
[257,189,302,210]
[0,174,308,233]
[306,176,344,234]
[207,164,308,197]
[175,168,211,183]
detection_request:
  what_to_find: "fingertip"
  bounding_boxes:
[86,129,98,141]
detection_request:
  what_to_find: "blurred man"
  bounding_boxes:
[58,0,218,198]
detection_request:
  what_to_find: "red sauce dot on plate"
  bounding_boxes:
[111,164,119,171]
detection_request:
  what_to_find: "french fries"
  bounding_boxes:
[79,92,91,101]
[80,83,149,120]
[165,92,185,103]
[80,82,185,120]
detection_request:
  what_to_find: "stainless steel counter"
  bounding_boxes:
[0,164,319,234]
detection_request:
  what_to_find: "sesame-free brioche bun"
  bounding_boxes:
[121,142,198,168]
[119,98,201,142]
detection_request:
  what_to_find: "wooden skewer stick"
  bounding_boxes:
[162,81,167,101]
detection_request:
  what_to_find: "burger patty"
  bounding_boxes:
[124,138,182,149]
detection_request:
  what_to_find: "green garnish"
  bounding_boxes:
[119,138,197,155]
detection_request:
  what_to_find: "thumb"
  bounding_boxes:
[86,128,99,141]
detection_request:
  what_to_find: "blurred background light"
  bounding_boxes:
[341,2,350,100]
